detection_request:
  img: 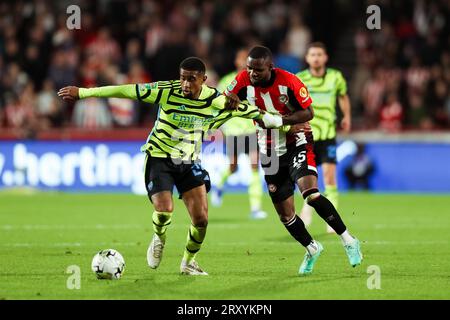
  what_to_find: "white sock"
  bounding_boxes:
[340,230,355,245]
[306,240,319,255]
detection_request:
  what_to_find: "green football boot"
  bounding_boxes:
[344,238,363,267]
[298,241,324,275]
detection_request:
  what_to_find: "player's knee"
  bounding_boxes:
[193,216,208,228]
[302,188,321,204]
[199,204,208,218]
[153,201,174,213]
[278,214,294,224]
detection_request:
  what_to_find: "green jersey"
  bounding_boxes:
[79,81,263,161]
[216,72,256,136]
[296,68,347,141]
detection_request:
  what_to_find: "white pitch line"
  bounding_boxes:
[214,240,450,246]
[1,242,141,248]
[374,224,449,229]
[0,224,144,230]
[0,223,259,231]
[1,240,448,248]
[3,223,448,231]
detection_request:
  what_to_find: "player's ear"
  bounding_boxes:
[269,62,274,70]
[203,74,207,82]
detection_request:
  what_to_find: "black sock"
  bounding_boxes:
[283,215,313,247]
[308,195,347,234]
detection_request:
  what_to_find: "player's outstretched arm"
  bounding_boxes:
[58,85,138,101]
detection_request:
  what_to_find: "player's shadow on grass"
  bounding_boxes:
[102,273,211,299]
[104,267,363,299]
[178,275,361,299]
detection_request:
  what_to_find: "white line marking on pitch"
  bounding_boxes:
[1,240,448,248]
[0,223,252,230]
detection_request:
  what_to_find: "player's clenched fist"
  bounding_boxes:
[224,92,240,110]
[57,86,80,101]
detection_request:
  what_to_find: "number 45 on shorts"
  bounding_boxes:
[293,151,306,169]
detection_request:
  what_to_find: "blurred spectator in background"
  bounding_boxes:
[72,96,112,129]
[354,0,449,130]
[4,84,40,139]
[0,0,448,137]
[36,79,64,128]
[407,93,433,130]
[285,13,311,62]
[379,92,403,133]
[345,143,374,191]
[48,50,77,91]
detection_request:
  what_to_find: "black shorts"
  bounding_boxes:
[261,143,318,204]
[225,133,258,157]
[144,156,211,201]
[314,138,337,165]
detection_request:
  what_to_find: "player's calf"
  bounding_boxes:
[303,188,363,267]
[303,188,346,234]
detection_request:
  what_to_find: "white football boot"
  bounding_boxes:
[147,234,165,269]
[180,259,208,276]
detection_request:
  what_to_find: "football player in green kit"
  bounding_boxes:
[211,48,267,220]
[297,42,352,233]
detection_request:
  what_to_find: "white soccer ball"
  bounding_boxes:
[91,249,125,280]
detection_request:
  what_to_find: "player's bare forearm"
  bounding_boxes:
[338,94,351,118]
[338,94,351,132]
[281,106,314,125]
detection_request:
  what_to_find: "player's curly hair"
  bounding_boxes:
[180,57,206,74]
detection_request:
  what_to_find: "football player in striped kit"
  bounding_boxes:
[225,46,362,275]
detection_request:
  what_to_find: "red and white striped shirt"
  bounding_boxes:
[226,68,313,156]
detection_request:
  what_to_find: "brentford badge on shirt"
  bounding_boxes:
[299,87,308,98]
[278,94,289,104]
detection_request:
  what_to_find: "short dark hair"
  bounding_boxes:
[248,45,273,61]
[179,57,206,74]
[307,42,327,54]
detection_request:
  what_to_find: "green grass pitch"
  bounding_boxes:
[0,191,449,300]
